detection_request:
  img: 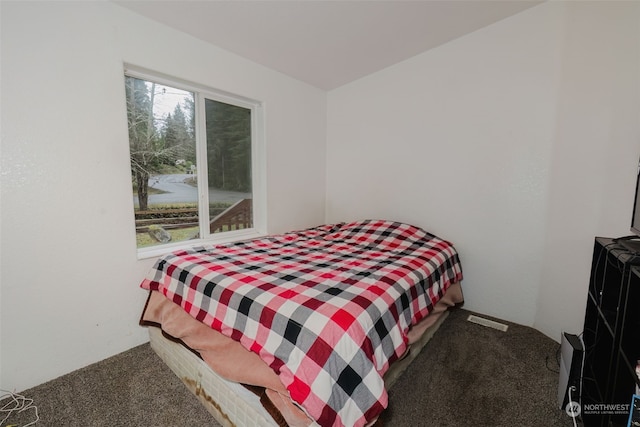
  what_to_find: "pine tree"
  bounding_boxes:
[162,104,194,165]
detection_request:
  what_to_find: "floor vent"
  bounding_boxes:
[467,315,509,332]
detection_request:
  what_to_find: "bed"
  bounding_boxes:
[139,219,463,427]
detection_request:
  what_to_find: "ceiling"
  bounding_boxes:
[114,0,542,90]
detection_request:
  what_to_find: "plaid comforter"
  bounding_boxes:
[140,220,462,427]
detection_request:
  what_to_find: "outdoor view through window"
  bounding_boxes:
[125,74,253,250]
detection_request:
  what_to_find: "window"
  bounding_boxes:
[124,66,265,257]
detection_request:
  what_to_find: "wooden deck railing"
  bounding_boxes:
[209,198,252,234]
[135,198,252,234]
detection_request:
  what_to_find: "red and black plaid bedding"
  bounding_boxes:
[140,220,462,427]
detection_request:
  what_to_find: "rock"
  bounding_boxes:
[148,225,172,243]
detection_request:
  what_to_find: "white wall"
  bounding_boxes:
[535,1,640,338]
[0,1,326,392]
[326,2,640,339]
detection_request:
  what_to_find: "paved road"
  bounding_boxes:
[133,174,251,207]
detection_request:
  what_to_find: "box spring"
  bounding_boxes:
[148,310,450,427]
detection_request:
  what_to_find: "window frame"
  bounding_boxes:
[124,64,267,259]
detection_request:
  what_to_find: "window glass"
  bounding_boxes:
[205,98,253,235]
[124,71,259,254]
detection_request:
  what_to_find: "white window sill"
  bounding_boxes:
[136,228,266,260]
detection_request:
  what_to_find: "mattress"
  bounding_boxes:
[139,220,463,426]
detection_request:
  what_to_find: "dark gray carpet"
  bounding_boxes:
[7,309,575,426]
[380,308,573,426]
